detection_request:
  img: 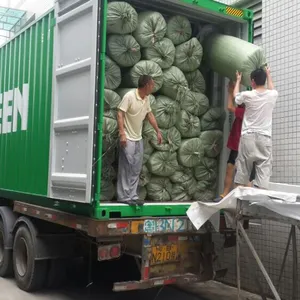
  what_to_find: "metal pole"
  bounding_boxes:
[237,222,281,300]
[236,222,241,300]
[277,226,293,287]
[291,225,298,300]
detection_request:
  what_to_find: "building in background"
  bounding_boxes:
[0,0,54,46]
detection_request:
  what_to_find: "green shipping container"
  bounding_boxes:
[0,0,253,220]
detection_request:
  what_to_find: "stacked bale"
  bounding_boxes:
[102,1,225,202]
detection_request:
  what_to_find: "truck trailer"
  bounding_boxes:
[0,0,253,293]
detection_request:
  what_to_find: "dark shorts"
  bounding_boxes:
[227,150,255,182]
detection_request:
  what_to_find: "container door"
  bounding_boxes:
[48,0,100,203]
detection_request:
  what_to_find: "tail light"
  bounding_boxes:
[98,243,121,261]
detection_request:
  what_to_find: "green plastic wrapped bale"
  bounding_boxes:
[107,2,138,34]
[176,110,201,138]
[150,127,181,152]
[102,117,118,152]
[105,56,121,90]
[203,33,267,87]
[102,163,117,181]
[104,89,121,111]
[194,157,218,182]
[101,180,115,202]
[170,167,197,195]
[201,107,225,131]
[143,138,154,164]
[171,184,191,201]
[174,38,203,72]
[185,70,206,93]
[180,90,209,117]
[107,35,141,68]
[139,165,151,187]
[200,130,223,158]
[138,186,147,201]
[193,186,215,202]
[133,12,167,47]
[166,15,192,46]
[147,151,178,177]
[178,138,204,168]
[124,61,163,93]
[143,38,175,69]
[160,66,188,101]
[102,147,116,165]
[152,95,180,129]
[147,177,172,201]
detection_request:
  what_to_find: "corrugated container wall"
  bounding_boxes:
[0,11,55,196]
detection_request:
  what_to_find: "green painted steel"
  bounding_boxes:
[0,1,254,220]
[0,11,55,196]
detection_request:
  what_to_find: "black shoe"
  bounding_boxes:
[119,200,138,206]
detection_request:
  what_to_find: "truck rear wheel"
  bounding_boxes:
[0,220,13,277]
[13,225,47,292]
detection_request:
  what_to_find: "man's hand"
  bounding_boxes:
[228,81,235,94]
[265,66,274,90]
[120,133,127,148]
[265,66,271,76]
[157,131,163,145]
[236,71,242,82]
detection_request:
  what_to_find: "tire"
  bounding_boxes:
[46,259,67,289]
[0,220,13,277]
[13,225,47,292]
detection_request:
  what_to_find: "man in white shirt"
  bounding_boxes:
[117,75,162,206]
[233,67,278,189]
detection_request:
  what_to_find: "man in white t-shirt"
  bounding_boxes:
[117,75,162,206]
[233,67,278,189]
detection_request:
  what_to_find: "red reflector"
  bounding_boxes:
[110,245,120,258]
[164,278,177,285]
[116,222,128,229]
[99,248,108,260]
[168,235,178,242]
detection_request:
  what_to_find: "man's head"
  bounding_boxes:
[250,68,267,88]
[138,75,155,96]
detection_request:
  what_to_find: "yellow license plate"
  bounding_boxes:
[151,244,179,265]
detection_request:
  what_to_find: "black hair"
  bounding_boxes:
[250,68,267,86]
[138,75,153,88]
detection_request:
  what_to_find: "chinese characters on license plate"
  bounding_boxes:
[151,244,179,264]
[143,218,187,233]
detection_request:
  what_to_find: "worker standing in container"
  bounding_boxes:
[233,67,277,189]
[214,81,255,202]
[117,75,162,206]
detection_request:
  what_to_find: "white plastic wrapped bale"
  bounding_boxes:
[174,38,203,72]
[150,127,182,152]
[152,95,180,129]
[142,38,175,69]
[200,130,223,158]
[107,35,141,67]
[107,2,138,34]
[102,147,116,165]
[133,11,167,47]
[180,90,209,117]
[147,151,178,177]
[105,56,121,90]
[203,33,267,86]
[176,110,201,138]
[138,186,147,201]
[166,15,192,46]
[147,177,173,202]
[160,66,188,101]
[123,60,163,93]
[178,138,204,168]
[201,107,225,131]
[192,185,215,202]
[185,70,206,94]
[102,163,117,182]
[194,157,218,182]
